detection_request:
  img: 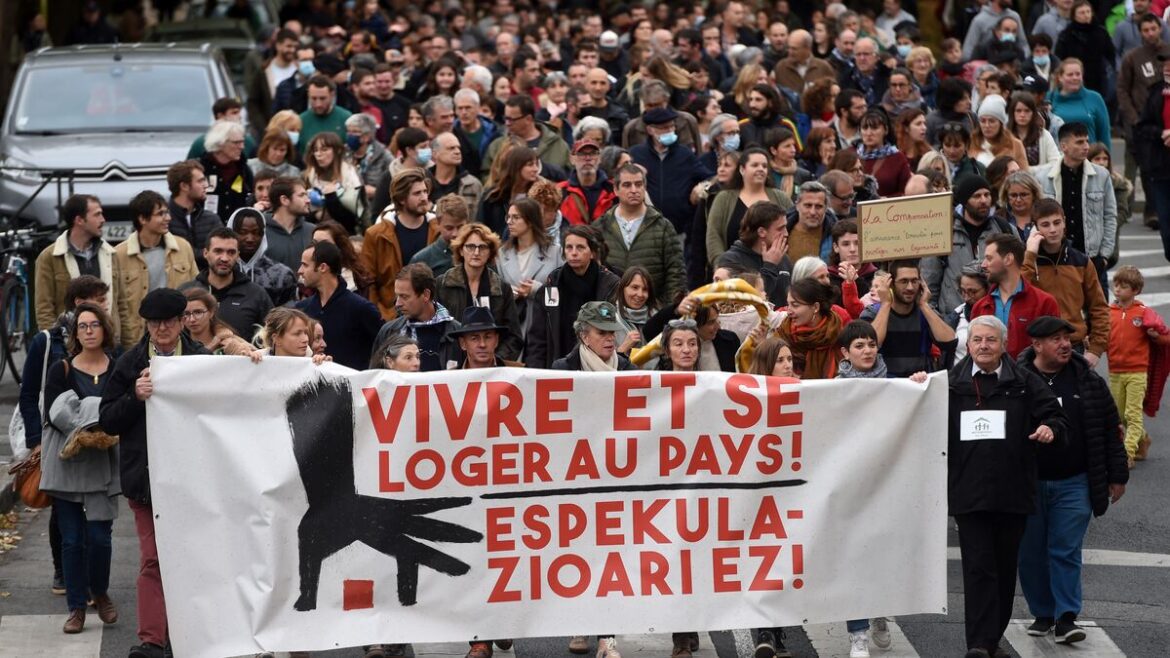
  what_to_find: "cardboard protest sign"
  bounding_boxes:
[146,357,948,657]
[857,192,954,263]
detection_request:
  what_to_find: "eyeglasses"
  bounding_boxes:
[77,321,102,333]
[462,243,491,253]
[183,309,208,320]
[503,115,528,123]
[833,191,857,201]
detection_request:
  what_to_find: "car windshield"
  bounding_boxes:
[12,62,214,133]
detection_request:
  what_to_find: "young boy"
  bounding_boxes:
[1108,266,1170,466]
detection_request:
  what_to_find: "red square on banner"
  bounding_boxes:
[343,579,375,610]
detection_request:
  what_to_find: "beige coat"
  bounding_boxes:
[113,232,196,349]
[34,232,121,341]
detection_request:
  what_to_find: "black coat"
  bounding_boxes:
[644,305,741,373]
[167,197,225,270]
[1135,80,1170,181]
[1055,22,1116,100]
[1017,349,1129,517]
[181,268,274,340]
[526,265,620,369]
[199,153,255,225]
[947,354,1068,516]
[99,334,210,504]
[714,240,793,307]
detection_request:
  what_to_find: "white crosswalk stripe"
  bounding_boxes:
[804,620,920,658]
[0,614,103,657]
[413,643,479,656]
[1004,620,1125,657]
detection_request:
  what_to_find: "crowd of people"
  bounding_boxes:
[14,0,1170,657]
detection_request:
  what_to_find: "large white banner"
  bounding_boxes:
[146,357,948,658]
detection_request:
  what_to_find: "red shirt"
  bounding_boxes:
[970,279,1061,359]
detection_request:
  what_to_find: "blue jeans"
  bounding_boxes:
[53,498,113,612]
[1152,179,1170,262]
[1017,473,1092,620]
[847,619,870,633]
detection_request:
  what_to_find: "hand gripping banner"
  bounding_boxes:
[146,356,948,657]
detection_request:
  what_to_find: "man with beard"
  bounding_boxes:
[1016,316,1127,646]
[971,234,1061,358]
[739,84,801,150]
[180,227,272,338]
[362,169,439,319]
[922,175,1015,314]
[229,208,297,306]
[762,21,789,72]
[558,139,616,225]
[166,161,223,270]
[862,260,957,377]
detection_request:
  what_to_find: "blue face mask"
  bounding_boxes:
[415,147,433,165]
[345,134,363,151]
[286,130,300,145]
[658,130,678,146]
[896,44,912,58]
[1000,32,1017,43]
[298,61,316,77]
[1033,54,1050,67]
[723,133,741,151]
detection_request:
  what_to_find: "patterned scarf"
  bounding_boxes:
[857,143,899,161]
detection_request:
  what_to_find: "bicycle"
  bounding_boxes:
[0,228,49,384]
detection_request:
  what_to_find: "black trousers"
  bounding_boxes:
[954,511,1028,652]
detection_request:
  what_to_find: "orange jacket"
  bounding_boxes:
[360,213,439,319]
[1108,301,1170,372]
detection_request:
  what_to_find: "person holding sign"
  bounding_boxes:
[947,315,1067,658]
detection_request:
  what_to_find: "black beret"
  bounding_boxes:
[138,288,188,321]
[1027,315,1075,338]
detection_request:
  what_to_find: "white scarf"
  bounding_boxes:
[578,345,618,371]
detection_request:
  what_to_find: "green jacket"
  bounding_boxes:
[482,123,571,182]
[593,204,686,305]
[705,187,793,266]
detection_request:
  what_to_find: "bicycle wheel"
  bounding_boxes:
[0,276,28,384]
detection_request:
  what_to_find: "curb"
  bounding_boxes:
[0,475,14,515]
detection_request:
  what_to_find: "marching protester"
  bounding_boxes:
[922,176,1013,314]
[263,177,318,275]
[228,208,298,307]
[948,315,1067,658]
[165,160,223,268]
[39,303,121,635]
[971,235,1062,359]
[100,289,210,658]
[371,333,421,372]
[372,263,463,372]
[1016,316,1128,645]
[1108,266,1170,466]
[410,195,471,279]
[180,288,255,356]
[776,278,844,379]
[862,260,957,377]
[181,228,273,339]
[254,307,331,364]
[436,224,525,361]
[552,301,637,373]
[34,195,119,336]
[296,241,384,370]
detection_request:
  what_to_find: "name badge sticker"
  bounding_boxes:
[960,410,1006,441]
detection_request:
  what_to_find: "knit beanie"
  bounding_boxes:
[953,175,991,209]
[977,94,1009,127]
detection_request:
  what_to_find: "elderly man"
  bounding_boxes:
[559,139,616,226]
[100,288,210,658]
[1017,316,1127,645]
[421,94,457,138]
[820,170,857,219]
[453,88,500,178]
[429,132,482,212]
[621,80,702,151]
[948,315,1066,658]
[774,30,837,96]
[838,37,890,107]
[345,113,391,201]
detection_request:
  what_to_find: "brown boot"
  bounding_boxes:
[1136,434,1151,461]
[92,593,118,624]
[63,608,85,634]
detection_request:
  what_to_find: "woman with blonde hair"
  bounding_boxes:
[265,109,303,148]
[904,46,939,109]
[437,223,525,360]
[303,132,365,232]
[721,63,769,118]
[998,170,1045,239]
[253,307,330,364]
[1047,57,1110,144]
[248,130,300,177]
[916,150,953,188]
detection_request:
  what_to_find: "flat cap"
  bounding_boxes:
[138,288,187,321]
[1027,315,1075,338]
[643,106,678,125]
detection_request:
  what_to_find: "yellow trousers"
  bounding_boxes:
[1109,372,1148,457]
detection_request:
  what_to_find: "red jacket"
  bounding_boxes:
[970,278,1061,359]
[558,178,617,226]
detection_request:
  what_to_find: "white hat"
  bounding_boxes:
[599,30,620,51]
[977,94,1009,127]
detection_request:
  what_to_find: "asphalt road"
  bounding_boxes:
[0,218,1167,658]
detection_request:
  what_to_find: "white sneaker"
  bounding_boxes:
[871,617,891,649]
[596,636,621,658]
[849,631,870,658]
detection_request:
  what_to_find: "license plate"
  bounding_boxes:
[101,222,133,242]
